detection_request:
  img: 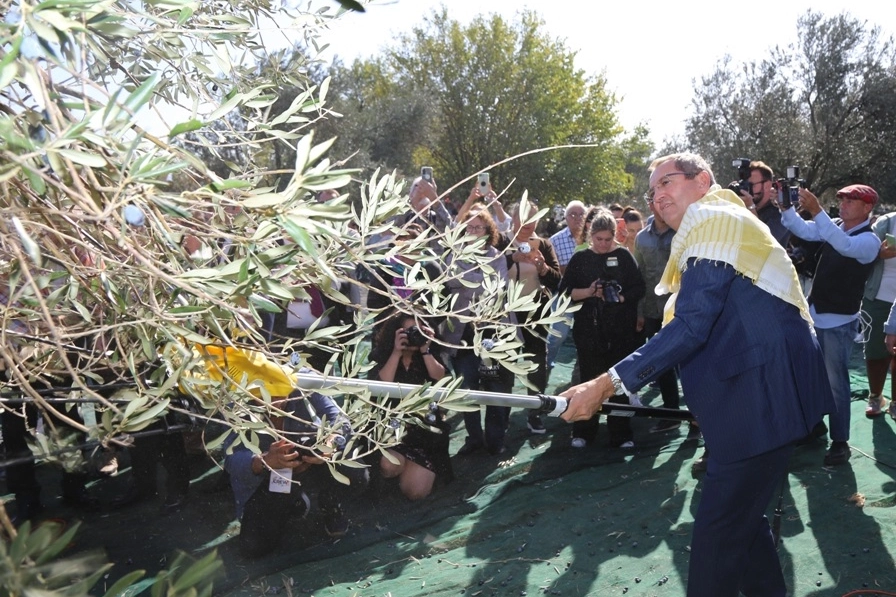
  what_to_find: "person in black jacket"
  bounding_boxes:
[368,314,452,500]
[559,208,645,448]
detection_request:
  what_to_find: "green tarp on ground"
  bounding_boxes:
[10,340,896,597]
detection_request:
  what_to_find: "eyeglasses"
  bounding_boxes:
[567,213,585,220]
[466,224,487,232]
[645,171,695,202]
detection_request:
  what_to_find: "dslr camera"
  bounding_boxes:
[730,158,752,197]
[778,166,805,210]
[595,279,623,303]
[403,325,428,347]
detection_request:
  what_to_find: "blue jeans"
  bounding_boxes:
[815,320,858,443]
[546,316,571,370]
[452,352,512,451]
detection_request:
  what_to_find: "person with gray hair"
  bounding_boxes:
[546,200,589,377]
[560,152,832,596]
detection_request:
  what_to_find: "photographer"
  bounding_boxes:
[224,387,369,557]
[861,208,896,419]
[443,205,515,456]
[368,316,452,500]
[559,208,645,449]
[735,161,791,247]
[780,183,880,465]
[498,200,561,434]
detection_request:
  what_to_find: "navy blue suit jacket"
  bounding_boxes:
[615,259,834,463]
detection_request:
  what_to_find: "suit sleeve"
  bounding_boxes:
[613,259,736,391]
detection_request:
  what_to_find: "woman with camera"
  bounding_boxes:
[443,203,514,456]
[368,315,452,500]
[560,208,646,449]
[497,200,561,434]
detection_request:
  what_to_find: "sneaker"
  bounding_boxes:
[650,419,682,434]
[527,414,546,435]
[823,441,851,466]
[618,440,635,449]
[570,437,587,449]
[865,393,887,418]
[627,392,643,407]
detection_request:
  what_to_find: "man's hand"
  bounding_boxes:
[797,188,823,217]
[737,189,756,213]
[559,374,616,422]
[256,438,312,473]
[410,179,438,213]
[879,238,896,260]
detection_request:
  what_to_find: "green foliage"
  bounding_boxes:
[684,10,896,202]
[323,8,651,205]
[0,518,221,597]
[0,1,583,591]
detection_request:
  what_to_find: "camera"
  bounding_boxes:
[478,338,503,381]
[596,279,623,303]
[517,243,531,255]
[421,166,433,182]
[731,158,752,197]
[404,325,428,347]
[779,166,805,209]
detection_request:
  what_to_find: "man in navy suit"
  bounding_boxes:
[560,153,833,597]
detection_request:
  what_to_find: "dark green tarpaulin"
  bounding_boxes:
[13,342,896,597]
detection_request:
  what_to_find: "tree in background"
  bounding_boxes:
[684,11,896,201]
[0,0,564,549]
[324,9,652,205]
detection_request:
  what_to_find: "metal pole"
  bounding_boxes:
[294,373,694,421]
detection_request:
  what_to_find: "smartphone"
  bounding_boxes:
[421,166,433,182]
[887,233,896,248]
[478,172,490,194]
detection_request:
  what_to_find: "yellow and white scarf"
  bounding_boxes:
[657,186,811,326]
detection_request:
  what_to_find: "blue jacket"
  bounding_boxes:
[614,259,833,463]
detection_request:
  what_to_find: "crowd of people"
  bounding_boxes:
[5,155,896,590]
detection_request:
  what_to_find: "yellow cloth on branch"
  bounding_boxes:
[656,186,811,326]
[193,344,298,398]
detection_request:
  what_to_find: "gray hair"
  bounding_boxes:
[649,152,716,185]
[564,200,586,216]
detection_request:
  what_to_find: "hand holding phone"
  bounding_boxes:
[478,172,490,195]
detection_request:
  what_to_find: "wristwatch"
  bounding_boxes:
[607,368,625,395]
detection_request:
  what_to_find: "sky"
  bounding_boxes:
[314,0,896,146]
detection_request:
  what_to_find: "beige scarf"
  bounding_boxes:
[657,186,811,326]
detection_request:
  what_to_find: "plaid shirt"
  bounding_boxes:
[549,227,578,267]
